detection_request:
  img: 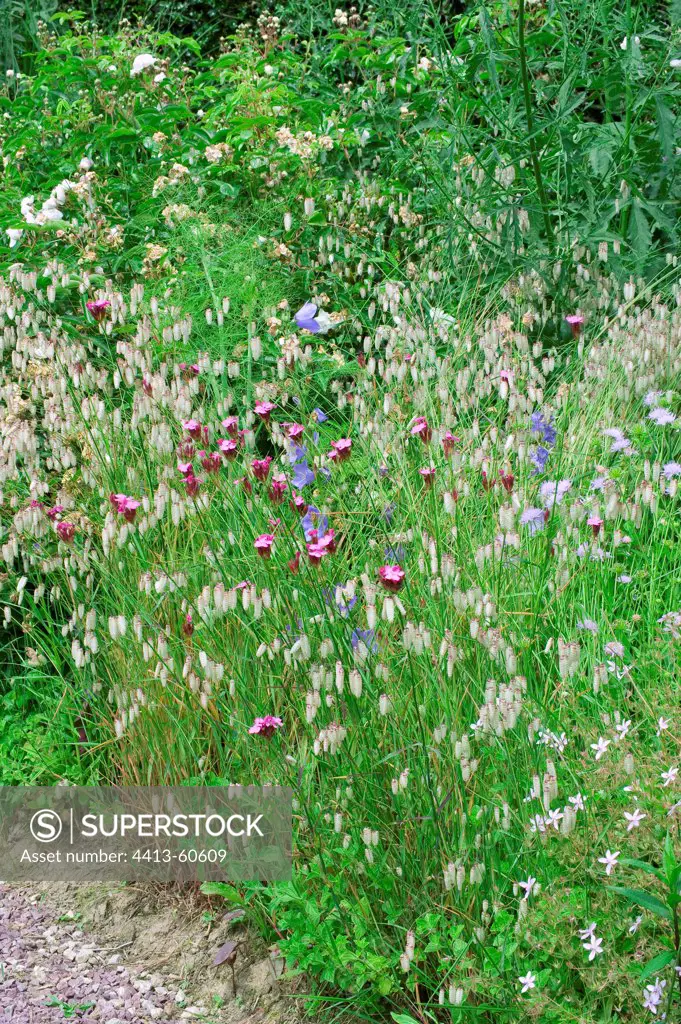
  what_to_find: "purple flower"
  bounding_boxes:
[383,502,397,525]
[313,408,328,423]
[590,475,608,491]
[577,618,599,633]
[604,428,631,453]
[322,586,357,618]
[648,407,676,426]
[520,507,547,535]
[385,544,405,562]
[288,443,308,465]
[301,505,328,541]
[292,460,315,489]
[531,412,557,447]
[351,628,378,654]
[662,461,681,479]
[644,390,662,407]
[531,446,551,474]
[539,479,571,508]
[295,303,321,333]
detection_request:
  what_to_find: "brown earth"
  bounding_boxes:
[0,882,308,1024]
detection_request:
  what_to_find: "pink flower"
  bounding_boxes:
[254,533,275,558]
[56,521,76,543]
[249,715,283,738]
[221,416,239,436]
[379,564,405,592]
[500,471,514,493]
[252,456,273,481]
[307,542,329,565]
[317,528,337,553]
[109,493,142,522]
[182,418,202,439]
[178,460,193,476]
[587,514,603,536]
[410,417,431,443]
[218,438,238,460]
[184,474,201,496]
[565,314,585,338]
[286,423,305,440]
[236,476,253,495]
[86,298,110,322]
[199,450,221,473]
[290,494,307,516]
[419,467,436,488]
[269,476,288,503]
[442,431,459,456]
[46,504,65,521]
[288,550,301,574]
[329,438,352,462]
[182,613,194,638]
[254,401,276,422]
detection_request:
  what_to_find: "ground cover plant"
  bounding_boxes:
[1,1,681,1021]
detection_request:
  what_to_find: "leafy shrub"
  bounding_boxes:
[1,5,681,1021]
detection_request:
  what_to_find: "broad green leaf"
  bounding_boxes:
[608,886,672,920]
[641,950,675,980]
[200,881,244,904]
[620,858,666,883]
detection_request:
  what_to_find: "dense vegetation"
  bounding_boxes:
[1,1,681,1020]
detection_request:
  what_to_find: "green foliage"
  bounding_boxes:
[0,4,680,1022]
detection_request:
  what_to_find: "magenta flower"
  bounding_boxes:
[86,298,110,322]
[269,476,288,503]
[587,514,603,536]
[221,416,239,436]
[329,438,352,462]
[307,542,329,565]
[252,456,273,481]
[46,504,65,521]
[254,401,276,422]
[184,474,201,496]
[178,460,193,476]
[410,416,432,444]
[290,494,308,516]
[182,613,194,638]
[218,438,238,460]
[56,521,76,543]
[199,450,221,473]
[288,551,301,574]
[500,471,514,493]
[249,715,283,738]
[286,423,305,440]
[419,467,436,488]
[379,564,405,592]
[442,431,459,456]
[109,493,142,523]
[182,418,202,439]
[254,533,275,558]
[565,314,585,338]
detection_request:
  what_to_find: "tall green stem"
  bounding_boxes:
[518,0,556,254]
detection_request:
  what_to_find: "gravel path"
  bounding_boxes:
[1,884,186,1023]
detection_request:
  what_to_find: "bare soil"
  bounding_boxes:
[0,882,307,1024]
